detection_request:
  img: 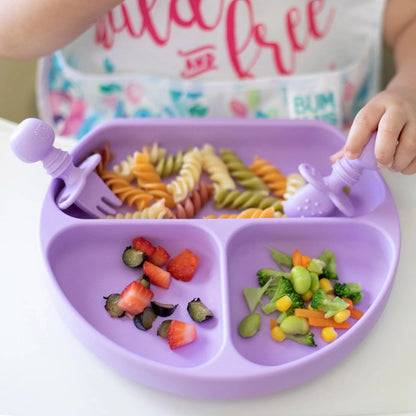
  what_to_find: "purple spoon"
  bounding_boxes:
[284,133,379,217]
[10,118,122,218]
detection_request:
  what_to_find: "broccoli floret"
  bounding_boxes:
[318,249,338,280]
[268,247,293,271]
[307,258,326,275]
[261,277,304,315]
[285,332,317,347]
[310,289,349,318]
[257,268,291,288]
[333,282,363,304]
[349,291,364,304]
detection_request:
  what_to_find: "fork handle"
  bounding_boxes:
[10,118,76,178]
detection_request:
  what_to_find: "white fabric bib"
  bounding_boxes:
[37,0,386,138]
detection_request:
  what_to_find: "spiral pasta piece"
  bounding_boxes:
[201,144,236,190]
[142,142,167,165]
[167,147,203,203]
[249,156,287,198]
[112,143,167,182]
[131,152,175,208]
[112,152,139,182]
[155,150,185,178]
[93,141,114,176]
[173,181,214,219]
[203,207,278,219]
[219,149,268,192]
[213,188,284,212]
[106,199,174,219]
[98,169,153,210]
[283,173,307,200]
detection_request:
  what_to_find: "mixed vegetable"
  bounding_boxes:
[103,236,214,350]
[239,247,364,346]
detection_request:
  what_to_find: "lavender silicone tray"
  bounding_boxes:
[39,119,400,398]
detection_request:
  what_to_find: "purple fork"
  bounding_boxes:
[10,118,122,218]
[283,133,379,217]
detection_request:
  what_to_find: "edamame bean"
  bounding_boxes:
[280,315,309,335]
[291,265,312,295]
[238,313,261,338]
[310,272,320,293]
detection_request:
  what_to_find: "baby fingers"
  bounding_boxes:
[389,123,416,174]
[374,107,407,169]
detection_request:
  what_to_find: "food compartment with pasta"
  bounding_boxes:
[58,118,386,220]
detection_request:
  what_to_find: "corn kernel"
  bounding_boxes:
[301,290,313,302]
[275,295,292,312]
[321,327,338,343]
[319,278,333,293]
[271,326,286,342]
[334,309,351,323]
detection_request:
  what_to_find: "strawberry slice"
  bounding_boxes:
[117,281,154,316]
[148,246,170,267]
[143,261,171,289]
[167,320,197,350]
[166,249,200,282]
[132,237,156,257]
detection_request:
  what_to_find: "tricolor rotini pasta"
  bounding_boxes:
[154,150,185,178]
[112,151,139,182]
[131,152,175,208]
[142,142,167,165]
[98,169,153,210]
[93,141,113,176]
[249,156,287,198]
[167,147,203,203]
[283,173,307,200]
[219,149,268,192]
[112,143,167,182]
[201,144,236,191]
[213,189,284,212]
[203,207,282,219]
[106,199,174,220]
[173,181,214,219]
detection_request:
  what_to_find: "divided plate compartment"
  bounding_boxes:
[39,119,401,398]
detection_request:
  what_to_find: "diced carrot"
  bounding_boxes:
[308,317,350,329]
[342,298,354,311]
[350,307,364,320]
[301,255,311,268]
[294,308,350,329]
[295,308,326,319]
[270,318,277,330]
[292,249,303,267]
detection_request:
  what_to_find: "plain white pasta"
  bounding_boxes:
[283,173,307,200]
[112,152,139,182]
[106,199,174,219]
[201,144,236,191]
[167,147,203,203]
[142,142,167,165]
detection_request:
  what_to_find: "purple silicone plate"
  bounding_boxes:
[39,119,400,398]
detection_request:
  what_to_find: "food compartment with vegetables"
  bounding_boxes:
[39,118,400,398]
[226,220,398,367]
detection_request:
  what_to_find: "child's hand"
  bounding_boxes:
[331,85,416,174]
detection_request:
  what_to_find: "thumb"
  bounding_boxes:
[329,147,345,163]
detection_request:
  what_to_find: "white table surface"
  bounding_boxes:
[0,117,415,416]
